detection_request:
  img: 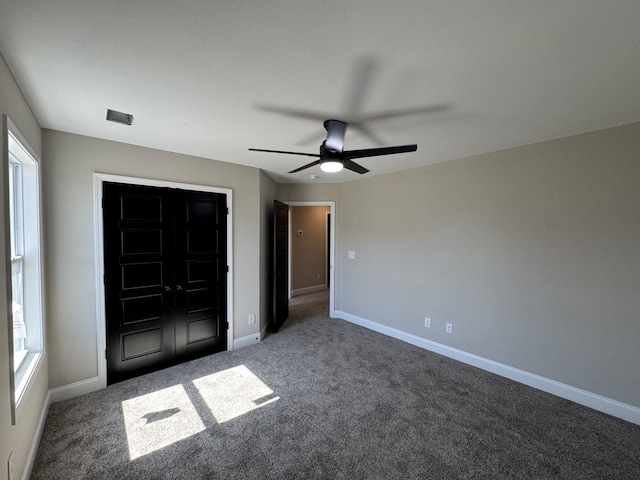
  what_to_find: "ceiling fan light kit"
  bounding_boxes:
[320,159,343,173]
[249,119,417,175]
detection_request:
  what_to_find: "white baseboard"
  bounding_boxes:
[234,332,261,350]
[21,390,51,480]
[292,284,327,297]
[49,376,101,404]
[334,310,640,425]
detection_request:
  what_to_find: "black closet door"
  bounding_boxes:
[104,182,227,385]
[173,189,227,360]
[104,183,175,384]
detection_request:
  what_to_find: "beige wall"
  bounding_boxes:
[291,206,330,292]
[336,123,640,408]
[42,130,263,388]
[0,53,48,480]
[277,183,341,204]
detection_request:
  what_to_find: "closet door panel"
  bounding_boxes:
[174,190,227,358]
[103,182,175,385]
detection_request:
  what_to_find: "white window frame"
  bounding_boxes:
[3,116,45,423]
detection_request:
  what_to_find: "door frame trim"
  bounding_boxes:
[93,173,234,389]
[287,201,336,318]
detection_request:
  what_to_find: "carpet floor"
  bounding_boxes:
[31,290,640,479]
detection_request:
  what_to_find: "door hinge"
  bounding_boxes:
[105,349,107,359]
[102,197,104,208]
[226,207,229,215]
[226,322,229,330]
[226,265,229,273]
[103,273,106,284]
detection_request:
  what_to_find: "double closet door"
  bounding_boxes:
[103,182,227,385]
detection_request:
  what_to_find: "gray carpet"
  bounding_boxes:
[32,290,640,479]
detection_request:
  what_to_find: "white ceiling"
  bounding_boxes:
[1,1,639,183]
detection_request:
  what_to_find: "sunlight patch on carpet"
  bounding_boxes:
[122,384,205,460]
[193,365,280,423]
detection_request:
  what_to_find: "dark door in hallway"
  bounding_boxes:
[103,182,227,384]
[271,200,289,332]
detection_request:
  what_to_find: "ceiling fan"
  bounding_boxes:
[249,119,417,174]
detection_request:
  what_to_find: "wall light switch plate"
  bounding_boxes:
[348,250,355,260]
[424,317,431,328]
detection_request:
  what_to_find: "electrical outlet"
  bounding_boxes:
[446,323,453,334]
[8,451,14,480]
[348,250,355,260]
[424,317,431,328]
[248,314,256,325]
[316,273,321,280]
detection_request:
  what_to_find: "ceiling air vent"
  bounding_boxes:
[106,109,134,125]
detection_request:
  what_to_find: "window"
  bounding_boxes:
[5,122,44,417]
[9,156,27,366]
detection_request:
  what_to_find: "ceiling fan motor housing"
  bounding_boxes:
[323,119,347,154]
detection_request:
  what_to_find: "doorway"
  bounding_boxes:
[288,202,336,317]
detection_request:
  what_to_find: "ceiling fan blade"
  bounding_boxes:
[288,159,322,173]
[296,129,328,147]
[341,144,417,160]
[254,104,332,122]
[348,121,386,145]
[343,159,369,174]
[323,119,347,153]
[343,56,377,117]
[249,148,320,158]
[361,104,450,122]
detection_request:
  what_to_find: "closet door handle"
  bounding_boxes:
[176,285,183,291]
[164,285,172,292]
